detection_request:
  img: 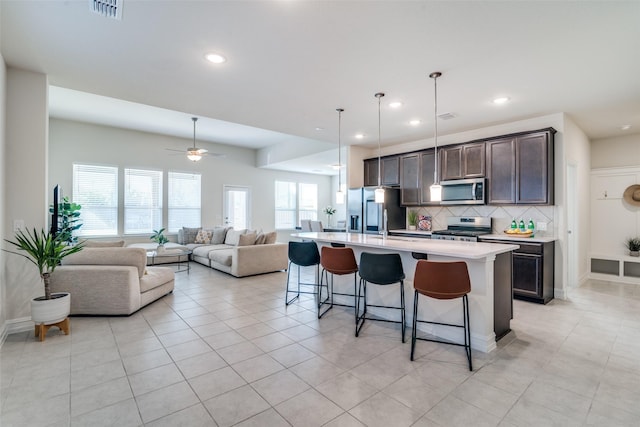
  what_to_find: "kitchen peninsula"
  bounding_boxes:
[294,232,519,353]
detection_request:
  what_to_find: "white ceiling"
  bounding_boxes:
[2,1,639,175]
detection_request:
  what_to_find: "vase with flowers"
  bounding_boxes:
[323,206,337,227]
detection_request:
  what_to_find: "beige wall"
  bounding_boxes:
[591,133,640,169]
[3,68,49,329]
[49,118,333,239]
[0,52,6,337]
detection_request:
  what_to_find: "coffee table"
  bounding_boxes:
[146,249,192,274]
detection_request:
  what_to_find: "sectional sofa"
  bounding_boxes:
[177,226,288,277]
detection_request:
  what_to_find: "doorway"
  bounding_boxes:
[223,185,251,229]
[567,162,578,289]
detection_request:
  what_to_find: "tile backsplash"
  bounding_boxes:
[410,205,556,235]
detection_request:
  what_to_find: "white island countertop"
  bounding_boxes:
[293,232,518,260]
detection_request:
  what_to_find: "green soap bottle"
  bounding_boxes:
[518,219,525,231]
[528,219,535,231]
[510,219,517,229]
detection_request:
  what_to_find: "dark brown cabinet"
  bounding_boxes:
[486,128,554,205]
[363,156,400,187]
[441,142,485,181]
[511,241,554,304]
[420,150,437,205]
[400,154,420,205]
[480,238,555,305]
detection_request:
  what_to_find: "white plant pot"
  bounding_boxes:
[31,292,70,325]
[157,244,166,254]
[631,250,640,257]
[408,225,417,231]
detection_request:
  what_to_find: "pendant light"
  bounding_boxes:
[429,72,442,202]
[187,117,204,162]
[374,92,385,203]
[335,108,345,204]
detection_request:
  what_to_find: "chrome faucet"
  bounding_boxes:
[379,208,388,238]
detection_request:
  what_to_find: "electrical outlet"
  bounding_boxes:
[537,221,547,231]
[13,219,24,231]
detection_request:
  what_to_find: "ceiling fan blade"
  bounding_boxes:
[165,148,184,153]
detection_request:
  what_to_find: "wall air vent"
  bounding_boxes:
[89,0,123,20]
[437,112,456,120]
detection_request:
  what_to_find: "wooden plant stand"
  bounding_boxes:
[35,317,70,342]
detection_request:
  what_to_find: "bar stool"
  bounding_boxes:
[318,246,359,319]
[285,241,321,306]
[355,252,406,342]
[411,260,472,371]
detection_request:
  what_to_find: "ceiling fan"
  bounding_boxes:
[166,117,225,162]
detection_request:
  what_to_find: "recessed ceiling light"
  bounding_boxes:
[315,127,324,131]
[354,133,365,139]
[389,102,403,109]
[330,163,343,170]
[621,124,632,131]
[205,53,227,64]
[409,119,421,126]
[493,97,510,105]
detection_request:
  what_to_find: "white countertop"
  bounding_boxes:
[293,232,518,260]
[479,233,557,243]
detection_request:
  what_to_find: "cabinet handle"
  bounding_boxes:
[604,190,607,198]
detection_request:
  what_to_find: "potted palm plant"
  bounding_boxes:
[150,228,169,253]
[4,228,84,340]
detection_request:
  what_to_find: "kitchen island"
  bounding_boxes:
[293,232,518,353]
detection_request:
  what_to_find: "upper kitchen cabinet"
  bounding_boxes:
[420,150,437,205]
[400,153,420,205]
[363,156,400,187]
[440,142,485,180]
[486,128,555,205]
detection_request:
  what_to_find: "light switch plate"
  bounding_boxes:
[537,221,547,231]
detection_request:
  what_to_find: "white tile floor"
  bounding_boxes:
[2,263,640,426]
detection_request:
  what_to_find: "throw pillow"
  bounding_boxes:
[238,233,257,246]
[211,226,230,244]
[263,231,277,244]
[254,233,266,245]
[182,227,201,244]
[195,229,213,244]
[224,228,247,246]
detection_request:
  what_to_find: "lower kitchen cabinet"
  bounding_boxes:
[480,238,555,304]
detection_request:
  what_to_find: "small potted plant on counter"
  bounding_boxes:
[323,206,336,227]
[625,237,640,257]
[407,210,418,231]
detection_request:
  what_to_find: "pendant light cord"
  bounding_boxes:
[337,108,343,191]
[375,93,384,188]
[430,72,441,184]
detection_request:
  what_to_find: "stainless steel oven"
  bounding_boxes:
[440,178,485,205]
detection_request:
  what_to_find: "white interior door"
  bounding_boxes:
[567,162,578,288]
[223,185,251,229]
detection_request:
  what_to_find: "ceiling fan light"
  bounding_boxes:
[187,153,202,162]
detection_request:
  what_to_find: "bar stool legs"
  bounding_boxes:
[410,260,473,371]
[285,261,319,305]
[284,241,321,306]
[355,252,406,342]
[318,246,359,319]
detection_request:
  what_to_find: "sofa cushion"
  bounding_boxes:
[139,267,174,293]
[209,248,233,266]
[181,227,202,244]
[238,233,257,246]
[82,240,126,248]
[211,226,231,244]
[263,231,277,244]
[195,229,213,244]
[62,247,147,278]
[224,229,246,246]
[192,244,229,258]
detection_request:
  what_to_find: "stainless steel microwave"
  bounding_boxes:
[440,178,486,205]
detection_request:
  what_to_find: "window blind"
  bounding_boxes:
[124,168,163,234]
[73,164,118,236]
[168,172,201,232]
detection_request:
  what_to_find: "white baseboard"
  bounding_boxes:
[0,317,33,348]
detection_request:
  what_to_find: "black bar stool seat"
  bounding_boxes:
[285,241,321,306]
[355,252,406,342]
[411,259,473,371]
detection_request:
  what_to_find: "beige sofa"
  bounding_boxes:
[179,226,288,277]
[49,247,175,315]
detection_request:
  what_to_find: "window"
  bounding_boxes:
[124,168,163,234]
[168,172,201,232]
[274,181,317,229]
[73,164,118,236]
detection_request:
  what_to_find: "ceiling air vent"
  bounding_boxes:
[89,0,123,20]
[437,112,456,120]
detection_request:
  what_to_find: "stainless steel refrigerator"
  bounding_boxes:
[347,188,406,234]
